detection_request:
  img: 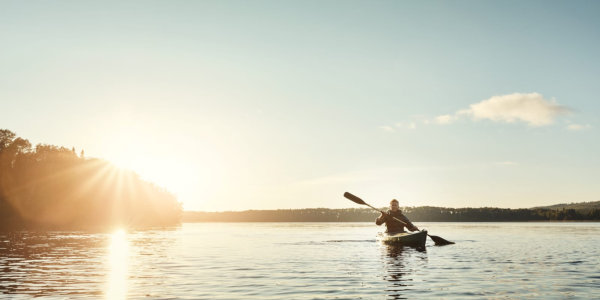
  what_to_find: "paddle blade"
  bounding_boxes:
[428,234,455,246]
[344,192,366,205]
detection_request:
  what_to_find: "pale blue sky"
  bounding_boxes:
[2,1,599,211]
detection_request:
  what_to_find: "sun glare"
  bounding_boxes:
[106,229,129,300]
[100,127,219,210]
[111,153,199,197]
[104,136,181,192]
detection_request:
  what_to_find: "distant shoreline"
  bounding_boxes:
[183,205,600,222]
[182,220,600,223]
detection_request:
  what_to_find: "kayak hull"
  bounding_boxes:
[380,230,427,248]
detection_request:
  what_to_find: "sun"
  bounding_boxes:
[108,150,184,192]
[98,125,219,210]
[103,142,207,209]
[102,131,180,190]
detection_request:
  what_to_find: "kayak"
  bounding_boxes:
[379,230,427,248]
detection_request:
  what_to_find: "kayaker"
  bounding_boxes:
[376,199,419,233]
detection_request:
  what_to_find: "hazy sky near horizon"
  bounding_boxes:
[2,1,599,211]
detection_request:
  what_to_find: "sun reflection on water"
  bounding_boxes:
[106,229,129,300]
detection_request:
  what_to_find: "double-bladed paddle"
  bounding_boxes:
[343,192,454,246]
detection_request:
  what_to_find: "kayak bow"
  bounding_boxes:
[379,230,428,248]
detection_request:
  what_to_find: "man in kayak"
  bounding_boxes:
[376,199,419,233]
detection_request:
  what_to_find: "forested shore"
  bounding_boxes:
[0,129,182,230]
[184,205,600,222]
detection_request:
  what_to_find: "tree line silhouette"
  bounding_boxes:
[0,129,182,230]
[184,205,600,222]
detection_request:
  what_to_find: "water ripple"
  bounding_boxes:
[1,223,599,299]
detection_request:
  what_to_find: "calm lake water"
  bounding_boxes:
[1,222,599,299]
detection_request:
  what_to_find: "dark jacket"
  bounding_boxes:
[375,210,417,233]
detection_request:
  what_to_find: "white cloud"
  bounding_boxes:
[566,124,591,131]
[494,161,518,166]
[437,93,570,127]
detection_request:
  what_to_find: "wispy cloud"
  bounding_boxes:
[434,114,457,125]
[380,121,419,132]
[295,163,520,186]
[566,124,591,131]
[379,125,395,133]
[395,122,417,130]
[294,168,397,186]
[438,93,570,126]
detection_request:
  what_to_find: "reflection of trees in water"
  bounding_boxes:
[0,231,105,297]
[380,244,427,300]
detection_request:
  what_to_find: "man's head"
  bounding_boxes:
[390,199,399,211]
